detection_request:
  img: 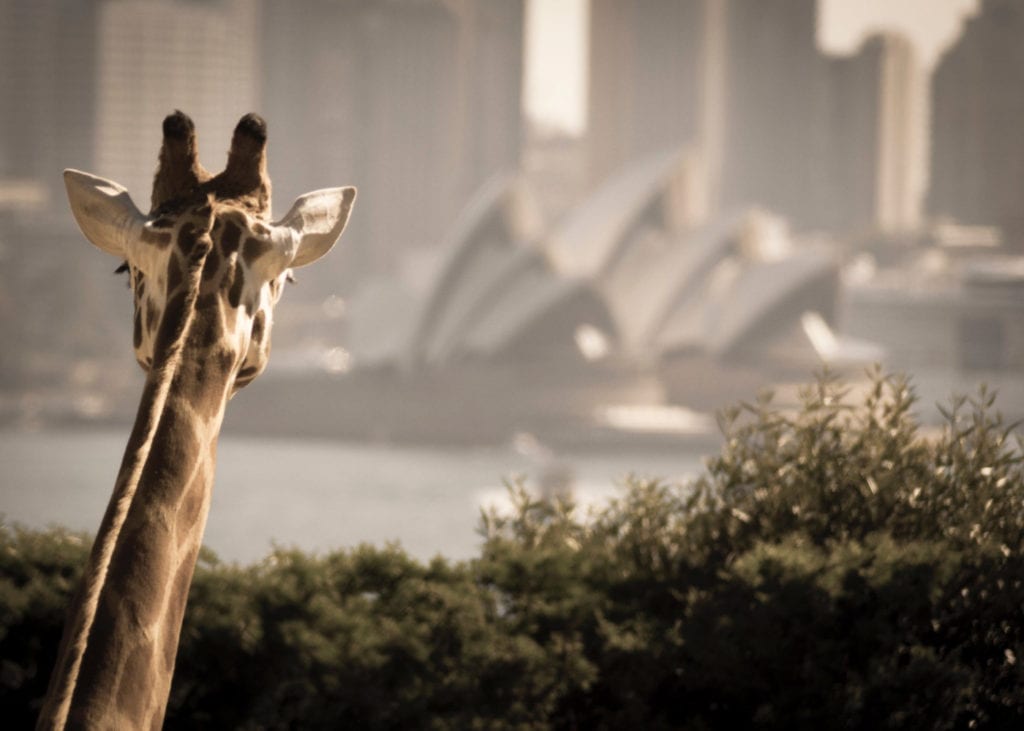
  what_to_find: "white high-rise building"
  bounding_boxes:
[874,34,925,233]
[823,33,925,235]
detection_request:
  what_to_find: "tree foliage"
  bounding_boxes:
[2,371,1022,729]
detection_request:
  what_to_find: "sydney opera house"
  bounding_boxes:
[226,147,866,446]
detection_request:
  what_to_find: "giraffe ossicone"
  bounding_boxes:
[37,112,355,730]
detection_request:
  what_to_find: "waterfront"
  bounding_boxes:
[0,429,706,563]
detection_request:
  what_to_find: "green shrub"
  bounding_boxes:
[0,524,89,728]
[3,371,1022,729]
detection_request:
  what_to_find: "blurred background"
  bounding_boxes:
[1,0,1021,560]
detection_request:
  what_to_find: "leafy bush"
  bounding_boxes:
[0,525,89,728]
[2,371,1022,729]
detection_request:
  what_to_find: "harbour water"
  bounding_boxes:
[0,429,707,563]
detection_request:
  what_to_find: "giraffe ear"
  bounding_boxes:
[274,186,356,267]
[64,169,146,257]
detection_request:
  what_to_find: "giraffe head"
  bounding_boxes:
[64,111,355,394]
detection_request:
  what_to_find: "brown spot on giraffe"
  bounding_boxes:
[166,254,183,294]
[152,290,189,357]
[219,219,242,255]
[201,242,221,281]
[195,292,219,311]
[227,262,245,309]
[145,300,159,333]
[188,300,225,352]
[104,523,173,628]
[184,229,213,269]
[133,309,143,349]
[176,223,200,255]
[242,235,272,265]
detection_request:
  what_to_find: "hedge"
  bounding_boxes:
[3,371,1022,729]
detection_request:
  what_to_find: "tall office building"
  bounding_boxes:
[928,0,1024,245]
[823,33,924,234]
[94,0,259,204]
[0,0,97,206]
[456,0,525,204]
[873,34,924,233]
[262,0,525,281]
[586,0,716,188]
[586,0,828,228]
[259,0,361,216]
[717,0,826,226]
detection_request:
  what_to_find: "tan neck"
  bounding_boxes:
[38,243,237,729]
[38,348,234,728]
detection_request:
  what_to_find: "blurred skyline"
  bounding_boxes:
[526,0,980,135]
[2,0,1023,447]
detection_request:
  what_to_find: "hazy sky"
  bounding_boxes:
[525,0,981,135]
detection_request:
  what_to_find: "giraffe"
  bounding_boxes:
[36,111,356,730]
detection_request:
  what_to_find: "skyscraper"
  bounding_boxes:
[586,0,828,228]
[586,0,714,188]
[928,0,1024,246]
[94,0,259,204]
[0,0,97,205]
[717,0,826,226]
[823,33,924,235]
[262,0,525,282]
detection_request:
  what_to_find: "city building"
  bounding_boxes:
[262,0,525,283]
[928,0,1024,248]
[94,0,259,205]
[841,251,1024,423]
[586,0,717,190]
[0,0,97,209]
[585,0,827,230]
[823,33,925,235]
[716,0,825,227]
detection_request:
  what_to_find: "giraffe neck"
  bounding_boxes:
[38,228,238,730]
